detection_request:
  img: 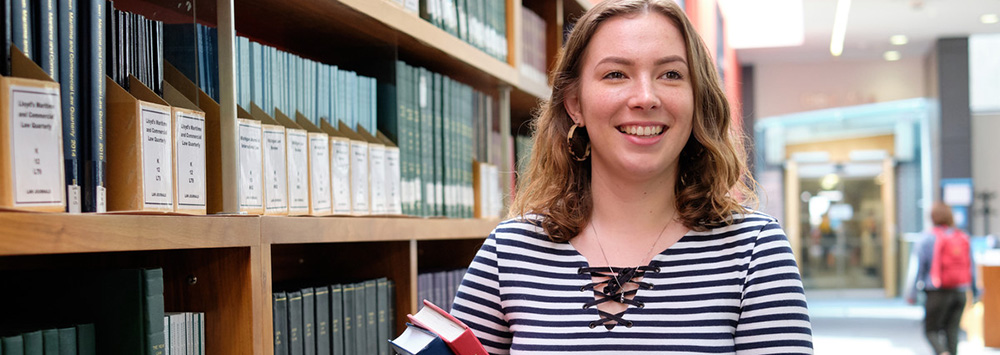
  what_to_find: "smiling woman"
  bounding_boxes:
[448,0,814,354]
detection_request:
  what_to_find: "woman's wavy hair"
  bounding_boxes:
[509,0,757,242]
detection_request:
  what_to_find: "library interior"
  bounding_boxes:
[1,0,999,354]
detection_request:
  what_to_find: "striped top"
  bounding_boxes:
[450,212,813,354]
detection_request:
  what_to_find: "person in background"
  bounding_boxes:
[448,0,813,353]
[907,202,978,355]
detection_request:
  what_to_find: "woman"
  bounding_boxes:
[907,202,977,355]
[450,0,813,353]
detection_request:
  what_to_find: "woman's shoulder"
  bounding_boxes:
[490,214,569,245]
[691,209,782,237]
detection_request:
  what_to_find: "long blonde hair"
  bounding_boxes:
[509,0,756,242]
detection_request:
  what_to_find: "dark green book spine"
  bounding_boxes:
[41,329,58,355]
[22,331,41,355]
[363,280,377,355]
[2,0,10,76]
[81,0,105,212]
[387,280,395,337]
[34,0,57,78]
[2,335,23,355]
[95,269,144,354]
[329,285,343,355]
[301,288,315,355]
[143,269,166,355]
[11,0,31,59]
[341,284,354,355]
[273,292,289,355]
[58,0,79,212]
[314,286,330,355]
[288,290,303,355]
[75,323,95,355]
[376,278,389,355]
[56,328,75,355]
[352,282,366,355]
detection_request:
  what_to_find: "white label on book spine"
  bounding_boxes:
[350,140,369,214]
[141,105,174,209]
[369,144,386,215]
[286,130,309,214]
[9,85,64,206]
[419,75,428,108]
[67,185,81,213]
[384,148,401,215]
[331,138,351,214]
[97,186,106,213]
[263,127,288,212]
[175,111,206,210]
[309,133,331,214]
[238,121,263,209]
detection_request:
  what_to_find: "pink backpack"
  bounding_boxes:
[931,227,972,288]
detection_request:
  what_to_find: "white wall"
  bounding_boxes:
[754,58,927,118]
[972,112,1000,236]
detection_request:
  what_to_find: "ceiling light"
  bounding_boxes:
[830,0,851,56]
[890,35,908,45]
[718,0,805,49]
[884,51,901,61]
[983,14,999,24]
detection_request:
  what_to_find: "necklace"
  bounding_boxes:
[589,212,676,302]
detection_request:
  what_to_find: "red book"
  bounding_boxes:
[407,300,489,355]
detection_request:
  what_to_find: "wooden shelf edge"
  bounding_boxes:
[262,216,499,244]
[338,0,519,85]
[516,72,551,102]
[0,213,260,256]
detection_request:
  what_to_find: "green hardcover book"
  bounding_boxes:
[387,280,395,337]
[420,68,433,218]
[56,328,75,355]
[143,269,167,355]
[329,285,344,355]
[352,282,366,355]
[363,280,377,355]
[75,324,95,355]
[314,286,330,355]
[432,73,443,216]
[441,78,451,218]
[34,0,57,78]
[288,290,303,355]
[22,331,41,355]
[340,284,354,355]
[41,329,58,355]
[91,269,143,354]
[273,292,289,355]
[375,278,389,355]
[300,288,315,355]
[197,313,205,355]
[2,334,23,355]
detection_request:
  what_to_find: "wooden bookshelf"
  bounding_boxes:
[262,216,500,244]
[0,213,259,256]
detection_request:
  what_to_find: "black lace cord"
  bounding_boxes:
[578,266,660,329]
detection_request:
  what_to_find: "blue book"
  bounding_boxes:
[58,0,80,212]
[80,0,105,212]
[388,323,454,355]
[34,0,57,78]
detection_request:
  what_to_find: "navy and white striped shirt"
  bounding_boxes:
[451,212,813,354]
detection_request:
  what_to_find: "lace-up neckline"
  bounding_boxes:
[578,264,661,329]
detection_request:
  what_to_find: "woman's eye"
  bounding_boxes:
[603,71,626,80]
[662,70,683,80]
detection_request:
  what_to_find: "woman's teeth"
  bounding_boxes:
[618,125,664,137]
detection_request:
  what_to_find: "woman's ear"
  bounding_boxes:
[563,90,583,126]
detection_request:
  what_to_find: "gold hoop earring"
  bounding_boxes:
[567,123,591,161]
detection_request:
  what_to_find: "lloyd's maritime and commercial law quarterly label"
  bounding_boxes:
[384,148,401,215]
[350,141,369,214]
[286,130,309,213]
[141,105,174,209]
[331,139,351,214]
[238,121,263,209]
[263,127,288,212]
[309,134,331,212]
[175,112,206,210]
[10,85,64,206]
[369,145,385,215]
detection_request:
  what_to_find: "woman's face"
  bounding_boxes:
[565,11,694,185]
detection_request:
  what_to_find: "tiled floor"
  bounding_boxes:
[808,289,1000,355]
